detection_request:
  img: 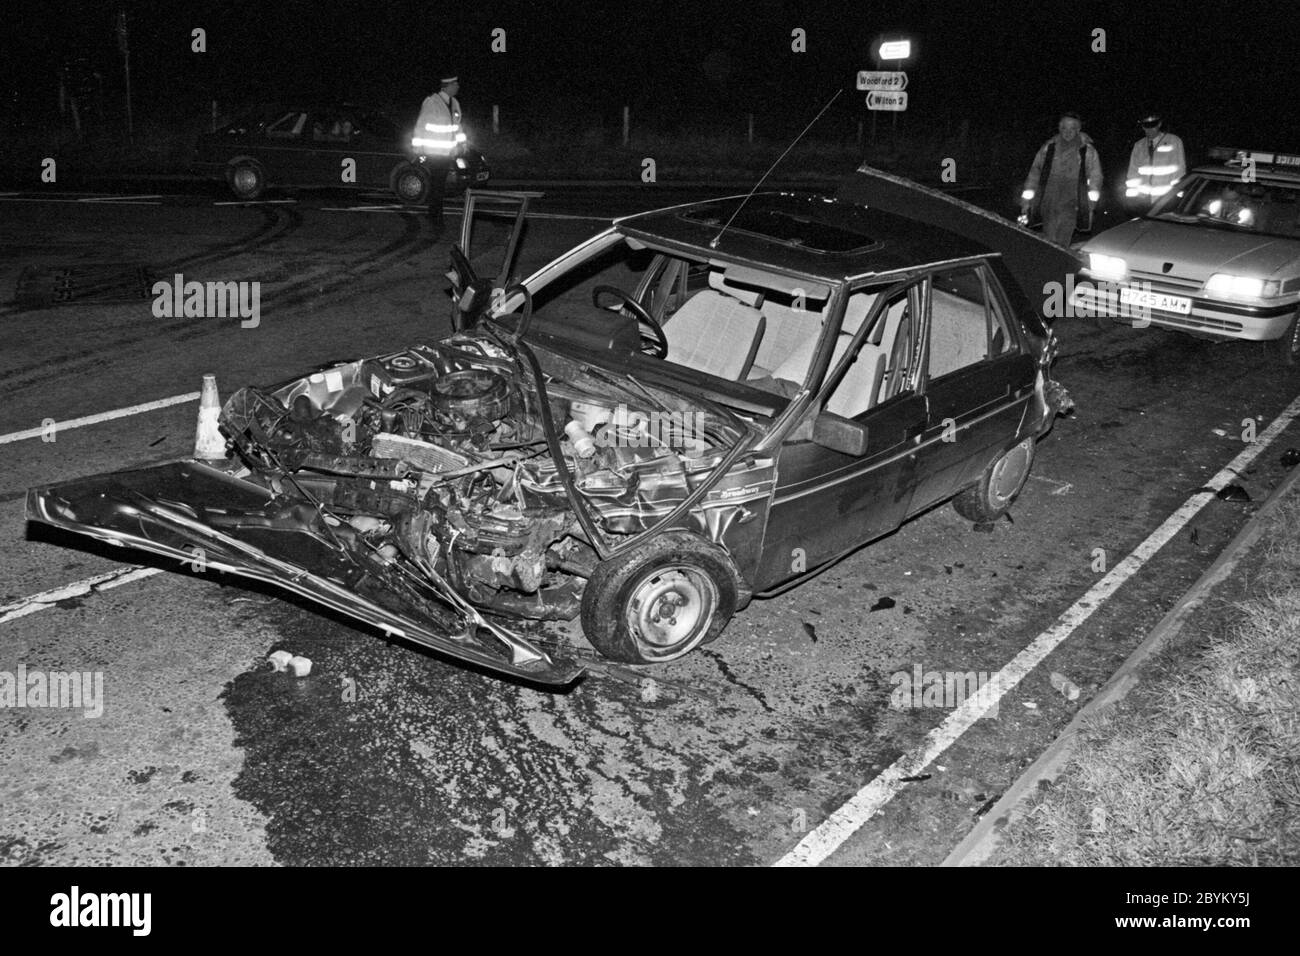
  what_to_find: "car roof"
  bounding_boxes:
[1189,163,1300,187]
[615,192,991,284]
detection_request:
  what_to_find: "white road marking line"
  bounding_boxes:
[78,194,163,202]
[775,393,1300,867]
[319,204,608,222]
[0,197,157,205]
[0,567,163,625]
[212,199,298,206]
[320,204,412,212]
[0,392,201,445]
[526,212,612,222]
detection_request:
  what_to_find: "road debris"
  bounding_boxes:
[1049,671,1081,701]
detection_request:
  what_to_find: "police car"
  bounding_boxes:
[1073,148,1300,363]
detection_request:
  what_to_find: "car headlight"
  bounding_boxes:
[1087,253,1127,281]
[1204,273,1279,298]
[455,158,467,170]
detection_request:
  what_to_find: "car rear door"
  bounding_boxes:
[305,110,357,189]
[910,261,1038,513]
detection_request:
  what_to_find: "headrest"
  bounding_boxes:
[708,270,765,309]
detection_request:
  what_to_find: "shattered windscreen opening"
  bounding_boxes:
[679,204,879,253]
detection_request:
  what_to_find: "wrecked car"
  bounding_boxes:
[26,167,1077,686]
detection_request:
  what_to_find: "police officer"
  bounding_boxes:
[1125,114,1186,212]
[1019,113,1104,247]
[413,74,467,233]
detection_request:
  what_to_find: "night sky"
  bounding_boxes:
[4,0,1299,163]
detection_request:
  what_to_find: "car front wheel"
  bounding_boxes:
[227,160,265,200]
[953,437,1035,523]
[1272,309,1300,366]
[391,163,431,205]
[580,531,739,664]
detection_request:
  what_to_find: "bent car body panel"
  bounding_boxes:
[26,461,582,686]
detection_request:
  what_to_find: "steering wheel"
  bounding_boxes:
[592,285,668,358]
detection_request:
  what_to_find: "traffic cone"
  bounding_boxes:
[193,373,227,460]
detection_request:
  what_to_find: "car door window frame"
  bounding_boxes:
[921,261,1020,387]
[266,111,307,139]
[818,277,924,420]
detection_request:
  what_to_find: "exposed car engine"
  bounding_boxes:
[218,331,745,622]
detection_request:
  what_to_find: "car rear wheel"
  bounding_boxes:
[227,160,265,200]
[953,437,1036,523]
[391,163,430,205]
[580,531,739,664]
[1272,309,1300,365]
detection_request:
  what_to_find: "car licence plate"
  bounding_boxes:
[1120,286,1192,315]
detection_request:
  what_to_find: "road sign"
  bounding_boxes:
[879,40,912,60]
[856,71,908,91]
[866,91,908,112]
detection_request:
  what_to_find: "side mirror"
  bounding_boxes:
[811,412,869,457]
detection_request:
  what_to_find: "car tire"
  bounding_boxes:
[580,531,740,664]
[1272,309,1300,366]
[953,437,1036,523]
[227,160,265,200]
[391,163,431,205]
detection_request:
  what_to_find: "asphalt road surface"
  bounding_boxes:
[3,182,1299,866]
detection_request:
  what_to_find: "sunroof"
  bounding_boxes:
[681,204,879,253]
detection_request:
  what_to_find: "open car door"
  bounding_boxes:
[448,189,543,330]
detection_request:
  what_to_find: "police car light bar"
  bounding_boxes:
[1207,147,1300,168]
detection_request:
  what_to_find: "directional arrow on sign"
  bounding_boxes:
[866,91,908,112]
[856,70,908,91]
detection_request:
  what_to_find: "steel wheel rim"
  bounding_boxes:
[397,172,422,200]
[989,439,1031,504]
[233,167,258,193]
[627,567,717,655]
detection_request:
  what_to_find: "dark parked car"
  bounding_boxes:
[27,170,1077,686]
[193,104,489,203]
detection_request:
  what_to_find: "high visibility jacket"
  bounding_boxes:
[1021,133,1103,231]
[1125,132,1186,202]
[412,93,466,156]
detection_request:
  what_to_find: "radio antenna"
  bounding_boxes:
[709,88,844,249]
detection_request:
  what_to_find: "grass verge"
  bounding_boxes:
[992,495,1300,866]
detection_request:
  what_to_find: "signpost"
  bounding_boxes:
[879,39,912,60]
[866,91,908,112]
[116,9,133,141]
[856,71,908,91]
[870,37,913,134]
